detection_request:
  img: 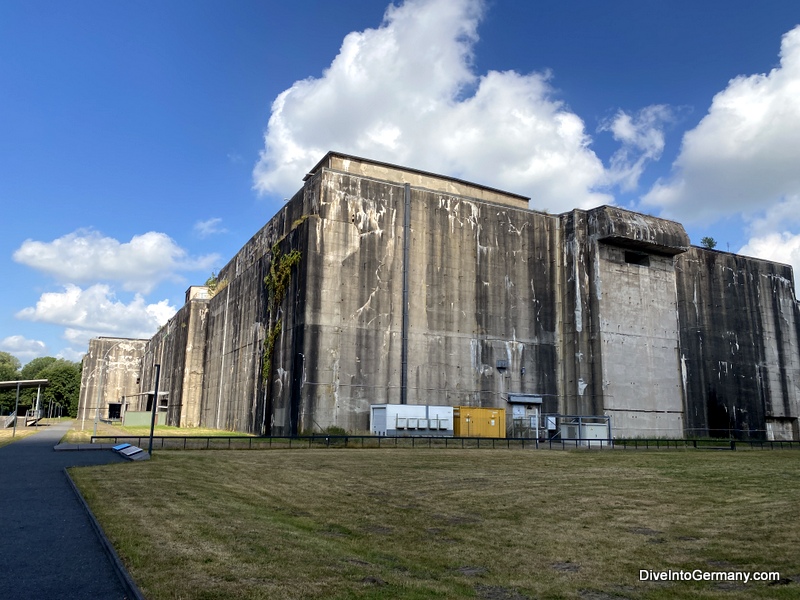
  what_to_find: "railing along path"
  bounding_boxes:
[89,434,800,452]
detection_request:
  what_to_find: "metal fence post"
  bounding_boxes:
[147,364,161,455]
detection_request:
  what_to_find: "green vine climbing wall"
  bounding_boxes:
[262,244,302,385]
[262,320,282,385]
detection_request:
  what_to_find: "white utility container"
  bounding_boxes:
[559,422,611,444]
[370,404,454,436]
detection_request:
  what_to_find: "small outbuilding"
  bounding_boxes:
[453,406,506,438]
[370,404,454,436]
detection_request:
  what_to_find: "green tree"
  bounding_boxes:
[0,352,21,414]
[20,356,57,380]
[19,356,58,404]
[0,351,21,372]
[0,355,82,417]
[30,356,81,417]
[39,361,81,418]
[700,236,717,249]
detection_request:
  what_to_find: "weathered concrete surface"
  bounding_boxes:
[588,205,691,255]
[296,164,561,434]
[140,292,208,427]
[559,207,690,437]
[317,153,530,209]
[594,244,685,437]
[197,186,310,434]
[676,247,800,439]
[77,338,146,428]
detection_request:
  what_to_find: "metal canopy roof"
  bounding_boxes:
[0,379,49,389]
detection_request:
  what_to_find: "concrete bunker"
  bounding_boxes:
[78,152,800,441]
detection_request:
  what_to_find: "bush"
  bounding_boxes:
[320,426,348,436]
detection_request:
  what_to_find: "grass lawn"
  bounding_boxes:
[60,421,253,444]
[70,448,800,600]
[0,427,38,447]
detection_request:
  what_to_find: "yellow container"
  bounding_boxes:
[453,406,506,438]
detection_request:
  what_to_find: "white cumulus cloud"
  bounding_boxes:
[13,230,219,294]
[0,335,48,363]
[600,105,673,192]
[56,346,90,362]
[194,217,228,238]
[16,284,176,342]
[643,25,800,223]
[253,0,622,212]
[739,232,800,295]
[739,195,800,295]
[744,195,800,237]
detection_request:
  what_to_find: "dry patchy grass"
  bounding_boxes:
[61,421,252,444]
[70,449,800,600]
[0,427,39,447]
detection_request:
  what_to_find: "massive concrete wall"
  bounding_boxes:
[78,337,146,426]
[409,189,560,410]
[298,168,561,434]
[676,248,800,439]
[300,171,404,432]
[194,156,556,436]
[321,153,530,209]
[141,294,209,427]
[197,186,311,434]
[81,153,800,441]
[594,244,685,437]
[559,207,690,437]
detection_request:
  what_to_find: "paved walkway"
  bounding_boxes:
[0,420,131,599]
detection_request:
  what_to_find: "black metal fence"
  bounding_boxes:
[89,434,800,452]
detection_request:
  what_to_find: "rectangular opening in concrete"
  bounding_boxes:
[624,251,650,267]
[108,403,121,420]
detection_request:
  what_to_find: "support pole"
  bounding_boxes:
[400,182,410,405]
[85,357,106,431]
[12,382,20,438]
[93,402,100,437]
[35,386,41,427]
[147,364,161,455]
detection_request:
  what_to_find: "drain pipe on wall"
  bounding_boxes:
[400,183,410,405]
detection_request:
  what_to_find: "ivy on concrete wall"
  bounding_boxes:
[262,244,302,386]
[265,245,302,311]
[205,271,229,297]
[262,320,282,385]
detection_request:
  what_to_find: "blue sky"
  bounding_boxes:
[2,0,799,364]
